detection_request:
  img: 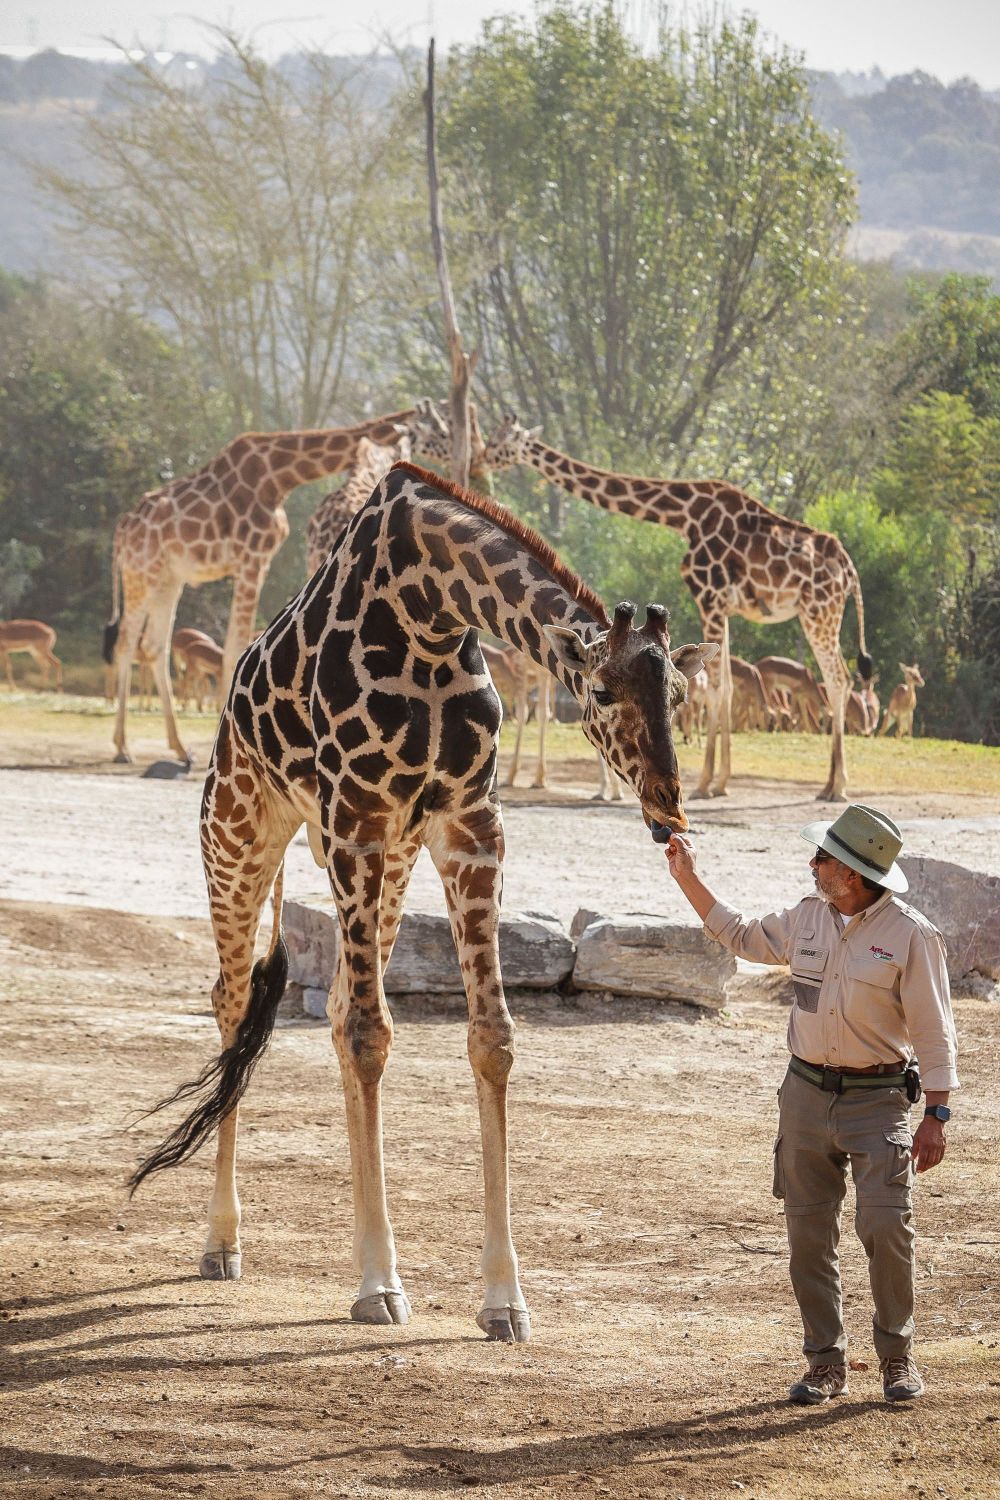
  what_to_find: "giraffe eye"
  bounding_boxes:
[593,688,615,708]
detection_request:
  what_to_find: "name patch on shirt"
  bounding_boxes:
[870,945,895,962]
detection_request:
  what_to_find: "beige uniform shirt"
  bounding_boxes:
[704,889,959,1091]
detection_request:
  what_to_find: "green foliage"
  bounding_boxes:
[874,390,1000,530]
[36,35,414,428]
[0,277,227,633]
[437,3,858,498]
[888,273,1000,419]
[0,537,43,614]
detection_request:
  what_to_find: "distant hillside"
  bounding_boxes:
[811,70,1000,236]
[2,48,1000,285]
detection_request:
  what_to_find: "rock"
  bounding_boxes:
[725,964,797,1007]
[302,986,331,1020]
[898,856,1000,991]
[140,759,190,780]
[572,916,736,1007]
[570,907,603,941]
[282,900,575,1002]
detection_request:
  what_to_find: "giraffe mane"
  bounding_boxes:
[393,462,611,629]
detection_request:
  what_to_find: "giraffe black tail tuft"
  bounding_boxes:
[127,937,289,1195]
[857,649,874,683]
[102,619,120,665]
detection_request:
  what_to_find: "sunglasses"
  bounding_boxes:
[812,849,834,864]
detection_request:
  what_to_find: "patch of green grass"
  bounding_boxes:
[2,694,997,796]
[499,720,1000,796]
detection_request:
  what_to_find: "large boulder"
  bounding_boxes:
[898,856,1000,993]
[572,915,736,1007]
[282,900,575,1017]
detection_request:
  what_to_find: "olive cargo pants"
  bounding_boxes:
[773,1066,916,1362]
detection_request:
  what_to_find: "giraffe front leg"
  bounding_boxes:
[327,844,410,1327]
[430,810,530,1344]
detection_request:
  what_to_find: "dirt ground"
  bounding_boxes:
[1,711,999,1499]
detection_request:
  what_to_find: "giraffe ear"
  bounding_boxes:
[671,642,719,679]
[542,623,591,674]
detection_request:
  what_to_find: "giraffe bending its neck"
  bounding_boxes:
[486,415,872,802]
[103,409,443,767]
[129,461,715,1341]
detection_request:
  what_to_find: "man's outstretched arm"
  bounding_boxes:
[665,834,721,920]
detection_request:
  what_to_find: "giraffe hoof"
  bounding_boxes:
[112,752,132,765]
[199,1250,241,1281]
[351,1290,411,1325]
[476,1306,532,1343]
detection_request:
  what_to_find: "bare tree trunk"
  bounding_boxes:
[425,39,476,487]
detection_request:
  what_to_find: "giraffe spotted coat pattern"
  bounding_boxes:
[130,461,716,1342]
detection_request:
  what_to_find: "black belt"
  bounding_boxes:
[789,1056,908,1093]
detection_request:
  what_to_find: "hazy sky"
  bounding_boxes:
[3,0,999,89]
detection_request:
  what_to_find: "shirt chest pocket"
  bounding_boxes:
[847,958,899,994]
[791,940,828,1014]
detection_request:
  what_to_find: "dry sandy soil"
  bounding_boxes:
[1,719,999,1499]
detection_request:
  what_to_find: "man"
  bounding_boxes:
[665,803,958,1405]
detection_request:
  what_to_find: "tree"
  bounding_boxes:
[886,273,1000,422]
[0,277,227,632]
[0,538,43,615]
[874,391,1000,531]
[36,34,414,429]
[432,4,857,493]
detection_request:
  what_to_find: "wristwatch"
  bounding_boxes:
[924,1104,951,1122]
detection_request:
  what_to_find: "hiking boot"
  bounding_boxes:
[789,1362,848,1405]
[881,1355,925,1402]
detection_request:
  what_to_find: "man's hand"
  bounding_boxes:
[665,832,697,882]
[663,833,718,922]
[911,1116,946,1173]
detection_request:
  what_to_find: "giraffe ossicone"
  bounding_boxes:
[128,460,714,1342]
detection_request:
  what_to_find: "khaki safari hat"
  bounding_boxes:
[799,803,908,894]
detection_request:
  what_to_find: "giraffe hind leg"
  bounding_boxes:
[129,725,295,1282]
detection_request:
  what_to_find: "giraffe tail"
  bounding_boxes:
[849,561,873,683]
[102,525,124,664]
[127,864,288,1195]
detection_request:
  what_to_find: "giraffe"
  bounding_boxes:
[129,461,716,1342]
[103,409,446,768]
[305,436,412,578]
[483,414,873,802]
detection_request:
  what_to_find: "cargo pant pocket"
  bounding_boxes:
[772,1133,785,1199]
[884,1129,914,1189]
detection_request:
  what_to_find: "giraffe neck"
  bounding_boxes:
[369,464,608,699]
[223,411,417,503]
[522,438,697,539]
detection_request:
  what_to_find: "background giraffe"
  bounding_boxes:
[305,435,412,577]
[129,460,715,1342]
[104,409,439,767]
[483,414,872,802]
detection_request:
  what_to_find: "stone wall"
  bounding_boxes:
[281,858,998,1017]
[282,899,736,1017]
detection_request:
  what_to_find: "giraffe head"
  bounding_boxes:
[543,602,718,832]
[483,411,541,472]
[900,663,925,688]
[410,398,492,488]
